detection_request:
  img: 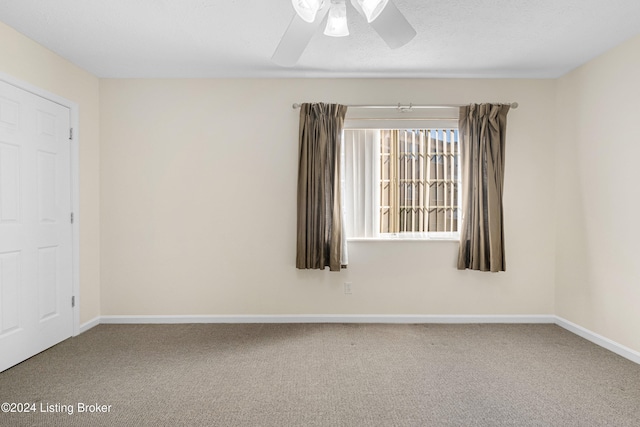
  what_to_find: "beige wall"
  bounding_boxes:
[0,22,101,324]
[555,34,640,352]
[99,78,557,316]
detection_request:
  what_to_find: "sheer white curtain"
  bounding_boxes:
[342,130,381,241]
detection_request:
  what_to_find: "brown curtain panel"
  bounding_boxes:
[296,103,348,271]
[457,104,510,272]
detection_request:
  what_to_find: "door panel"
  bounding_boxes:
[0,80,72,372]
[0,251,21,334]
[0,142,20,222]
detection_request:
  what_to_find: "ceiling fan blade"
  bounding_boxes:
[272,4,330,67]
[350,0,416,49]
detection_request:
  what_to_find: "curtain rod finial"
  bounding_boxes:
[292,103,301,109]
[511,102,519,109]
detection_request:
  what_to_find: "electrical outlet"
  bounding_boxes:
[344,282,352,295]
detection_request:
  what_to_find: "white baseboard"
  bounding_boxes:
[99,314,555,324]
[554,316,640,365]
[81,314,639,365]
[78,316,100,334]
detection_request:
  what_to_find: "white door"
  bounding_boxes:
[0,80,73,372]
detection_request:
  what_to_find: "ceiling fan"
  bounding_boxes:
[272,0,417,66]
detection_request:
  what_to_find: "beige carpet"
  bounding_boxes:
[1,323,639,426]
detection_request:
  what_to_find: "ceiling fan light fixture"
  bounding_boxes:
[324,1,349,37]
[292,0,325,23]
[357,0,389,23]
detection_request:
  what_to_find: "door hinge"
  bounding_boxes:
[69,128,73,140]
[71,296,75,308]
[70,212,74,224]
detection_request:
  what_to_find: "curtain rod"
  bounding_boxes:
[292,102,518,112]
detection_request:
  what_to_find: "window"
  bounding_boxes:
[343,127,461,240]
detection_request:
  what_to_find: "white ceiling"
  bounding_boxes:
[1,0,639,79]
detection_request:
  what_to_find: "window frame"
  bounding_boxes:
[343,112,461,242]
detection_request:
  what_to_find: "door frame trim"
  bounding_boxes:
[0,71,81,337]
